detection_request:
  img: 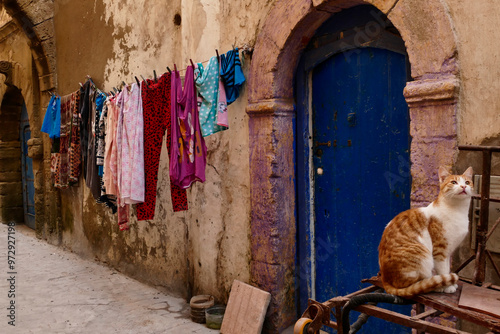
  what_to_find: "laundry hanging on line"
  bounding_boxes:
[40,47,246,230]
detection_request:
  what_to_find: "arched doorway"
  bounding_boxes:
[247,0,460,332]
[0,86,32,226]
[296,5,411,333]
[0,1,57,237]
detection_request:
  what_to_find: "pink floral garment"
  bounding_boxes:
[103,94,120,198]
[113,90,131,230]
[118,83,145,204]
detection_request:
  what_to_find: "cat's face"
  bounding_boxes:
[438,167,474,198]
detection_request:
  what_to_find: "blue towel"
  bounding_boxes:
[220,48,245,105]
[41,95,61,138]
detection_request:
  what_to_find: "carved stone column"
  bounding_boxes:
[404,76,460,206]
[246,98,297,333]
[0,61,13,85]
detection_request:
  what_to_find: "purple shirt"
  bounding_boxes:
[170,66,207,188]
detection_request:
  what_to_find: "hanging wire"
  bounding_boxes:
[50,45,252,96]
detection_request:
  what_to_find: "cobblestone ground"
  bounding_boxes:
[0,222,217,334]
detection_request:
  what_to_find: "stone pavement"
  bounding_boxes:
[0,222,218,334]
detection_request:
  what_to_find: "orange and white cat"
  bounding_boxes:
[378,166,474,297]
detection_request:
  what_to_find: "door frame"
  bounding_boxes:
[295,15,410,312]
[246,0,460,331]
[20,103,35,229]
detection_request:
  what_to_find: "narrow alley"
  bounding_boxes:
[0,222,217,334]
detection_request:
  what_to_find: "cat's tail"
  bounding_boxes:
[383,273,459,297]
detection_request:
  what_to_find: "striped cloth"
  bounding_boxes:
[219,48,245,105]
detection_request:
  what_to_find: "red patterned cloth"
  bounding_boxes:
[68,90,81,184]
[136,73,188,221]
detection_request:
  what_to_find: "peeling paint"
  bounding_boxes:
[101,0,181,88]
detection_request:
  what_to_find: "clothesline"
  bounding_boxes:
[47,45,250,98]
[173,44,251,73]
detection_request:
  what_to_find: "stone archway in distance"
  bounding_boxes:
[1,0,57,238]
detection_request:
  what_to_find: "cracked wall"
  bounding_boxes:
[51,0,273,304]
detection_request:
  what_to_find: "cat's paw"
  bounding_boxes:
[443,285,457,294]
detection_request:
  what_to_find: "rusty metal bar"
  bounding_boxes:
[458,145,500,152]
[453,253,476,274]
[344,285,380,298]
[486,217,500,242]
[335,303,344,334]
[486,250,500,281]
[413,308,443,320]
[473,149,492,284]
[326,320,338,329]
[415,303,427,334]
[458,145,499,285]
[458,277,500,291]
[354,304,471,334]
[472,195,500,203]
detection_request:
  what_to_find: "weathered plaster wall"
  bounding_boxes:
[442,0,500,290]
[52,0,270,303]
[444,0,500,145]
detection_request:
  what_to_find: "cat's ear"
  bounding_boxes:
[438,166,450,183]
[463,166,473,179]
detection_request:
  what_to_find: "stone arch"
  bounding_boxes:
[246,0,460,331]
[0,84,25,224]
[1,0,56,93]
[0,0,56,163]
[0,60,32,109]
[0,0,56,237]
[0,59,43,159]
[0,60,44,227]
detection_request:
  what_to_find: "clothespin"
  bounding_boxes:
[190,59,195,68]
[79,82,83,88]
[141,75,149,88]
[174,64,177,72]
[167,67,172,74]
[135,76,140,86]
[216,49,220,61]
[113,87,119,93]
[153,70,157,82]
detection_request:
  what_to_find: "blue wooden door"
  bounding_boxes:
[311,47,410,333]
[20,103,35,229]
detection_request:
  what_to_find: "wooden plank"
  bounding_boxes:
[220,280,271,334]
[459,283,500,318]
